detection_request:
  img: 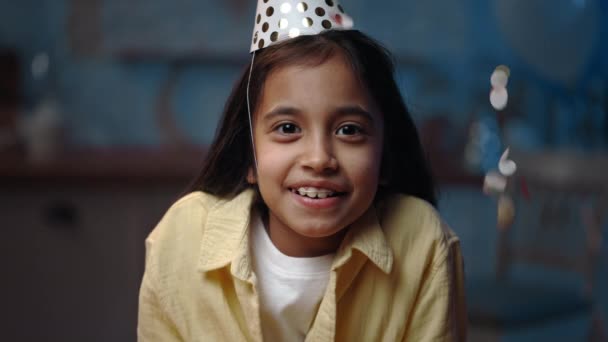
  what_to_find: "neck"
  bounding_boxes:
[263,211,346,257]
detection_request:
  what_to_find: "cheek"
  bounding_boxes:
[256,141,288,165]
[340,146,383,187]
[254,143,291,187]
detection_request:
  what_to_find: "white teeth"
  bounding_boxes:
[295,187,335,198]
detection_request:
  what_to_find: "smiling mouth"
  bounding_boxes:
[289,187,346,199]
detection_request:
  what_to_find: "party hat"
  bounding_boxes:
[250,0,354,53]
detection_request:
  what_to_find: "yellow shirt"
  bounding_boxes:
[138,189,467,341]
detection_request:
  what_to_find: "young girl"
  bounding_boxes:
[138,1,466,341]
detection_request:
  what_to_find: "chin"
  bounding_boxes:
[293,223,347,238]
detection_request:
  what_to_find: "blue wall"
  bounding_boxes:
[2,0,606,148]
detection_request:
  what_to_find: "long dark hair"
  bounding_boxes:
[187,30,437,206]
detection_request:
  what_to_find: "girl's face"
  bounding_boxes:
[251,53,384,257]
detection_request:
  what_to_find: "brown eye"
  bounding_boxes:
[336,124,362,136]
[277,123,301,134]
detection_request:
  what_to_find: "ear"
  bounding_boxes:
[247,166,257,184]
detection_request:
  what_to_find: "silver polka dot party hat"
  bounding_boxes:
[250,0,354,53]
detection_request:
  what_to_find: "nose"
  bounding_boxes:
[300,135,338,173]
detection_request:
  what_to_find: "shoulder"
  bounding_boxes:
[377,193,460,270]
[143,191,223,274]
[146,191,216,248]
[377,193,457,243]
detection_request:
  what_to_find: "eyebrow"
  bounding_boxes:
[334,105,374,122]
[262,105,375,123]
[262,106,302,122]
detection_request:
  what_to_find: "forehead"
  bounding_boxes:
[255,54,379,119]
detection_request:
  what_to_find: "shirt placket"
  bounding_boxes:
[234,278,263,342]
[233,255,264,342]
[305,270,337,342]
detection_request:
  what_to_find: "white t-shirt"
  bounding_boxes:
[250,212,334,341]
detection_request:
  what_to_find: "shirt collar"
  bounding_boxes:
[333,202,394,274]
[197,189,394,279]
[197,189,255,281]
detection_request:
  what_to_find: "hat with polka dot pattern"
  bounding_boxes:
[250,0,354,53]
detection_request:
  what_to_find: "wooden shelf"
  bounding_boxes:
[0,145,207,187]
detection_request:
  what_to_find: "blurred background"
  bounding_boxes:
[1,0,607,341]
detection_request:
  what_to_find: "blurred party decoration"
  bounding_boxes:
[490,65,509,88]
[483,147,518,231]
[494,0,600,86]
[489,87,508,111]
[465,64,515,173]
[483,170,507,195]
[489,65,510,111]
[497,194,515,230]
[464,113,503,173]
[498,147,517,176]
